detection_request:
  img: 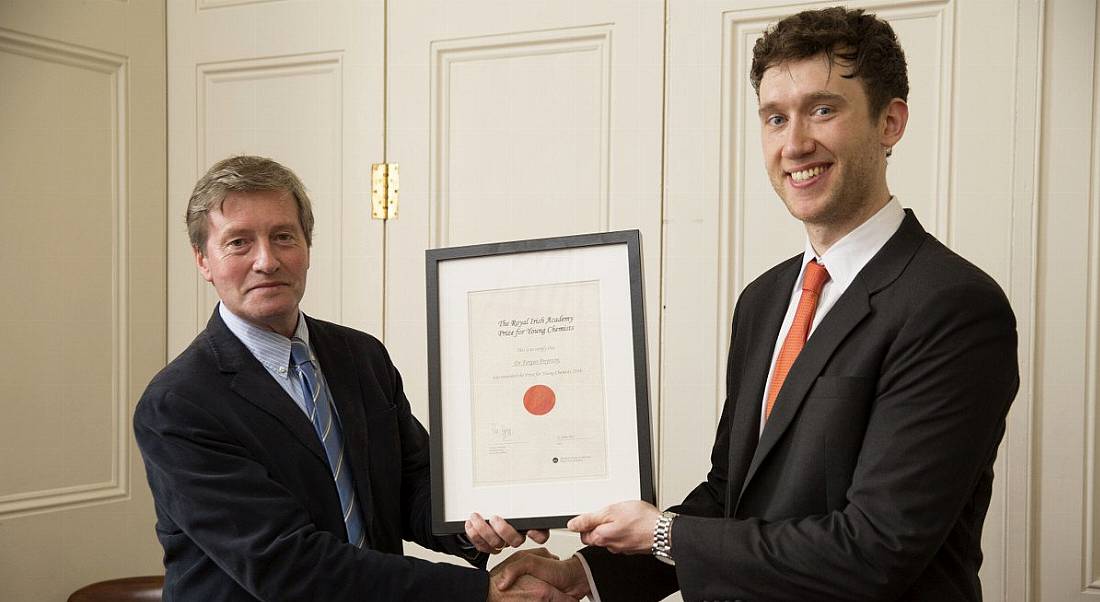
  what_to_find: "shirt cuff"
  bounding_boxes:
[572,552,601,602]
[455,533,483,562]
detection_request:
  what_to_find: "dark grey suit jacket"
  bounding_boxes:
[582,211,1019,601]
[135,311,488,601]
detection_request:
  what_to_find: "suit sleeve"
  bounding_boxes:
[134,386,488,602]
[670,282,1018,601]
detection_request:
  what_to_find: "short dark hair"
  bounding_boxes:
[186,155,314,252]
[750,6,909,118]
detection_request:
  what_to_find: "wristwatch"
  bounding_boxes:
[651,510,678,566]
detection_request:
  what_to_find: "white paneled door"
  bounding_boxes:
[384,0,665,567]
[0,1,166,600]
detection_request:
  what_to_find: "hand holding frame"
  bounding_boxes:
[567,500,661,554]
[465,512,550,554]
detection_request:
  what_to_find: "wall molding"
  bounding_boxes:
[0,28,130,519]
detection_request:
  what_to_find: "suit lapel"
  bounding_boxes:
[204,311,328,465]
[725,258,800,514]
[307,317,376,539]
[736,211,928,503]
[739,282,871,496]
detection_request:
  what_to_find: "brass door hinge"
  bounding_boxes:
[371,162,399,220]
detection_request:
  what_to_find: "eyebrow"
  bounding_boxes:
[757,90,849,117]
[217,223,299,239]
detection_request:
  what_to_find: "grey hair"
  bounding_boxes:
[186,155,314,252]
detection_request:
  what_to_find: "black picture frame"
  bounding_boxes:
[426,229,655,534]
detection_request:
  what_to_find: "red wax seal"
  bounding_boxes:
[523,384,556,416]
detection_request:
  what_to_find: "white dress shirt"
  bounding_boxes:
[219,303,316,417]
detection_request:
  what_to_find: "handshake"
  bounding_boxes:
[464,501,663,602]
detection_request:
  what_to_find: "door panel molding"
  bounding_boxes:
[1087,4,1100,589]
[193,52,346,330]
[198,0,285,10]
[429,25,613,248]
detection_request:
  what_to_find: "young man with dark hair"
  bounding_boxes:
[495,7,1018,601]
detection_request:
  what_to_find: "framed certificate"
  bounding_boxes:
[426,230,655,534]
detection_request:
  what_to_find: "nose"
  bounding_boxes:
[252,240,280,274]
[782,117,815,158]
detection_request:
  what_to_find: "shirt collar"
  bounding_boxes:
[219,303,309,377]
[800,196,905,290]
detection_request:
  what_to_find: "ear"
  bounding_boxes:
[880,98,908,150]
[193,244,214,283]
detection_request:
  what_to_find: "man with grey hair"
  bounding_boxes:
[135,155,572,601]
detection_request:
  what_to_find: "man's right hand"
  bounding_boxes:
[491,548,591,600]
[487,572,576,602]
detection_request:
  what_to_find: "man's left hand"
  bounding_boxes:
[566,500,660,554]
[465,512,550,554]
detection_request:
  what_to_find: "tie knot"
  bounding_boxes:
[290,338,312,368]
[802,260,830,294]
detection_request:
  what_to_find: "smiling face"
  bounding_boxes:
[194,189,310,337]
[757,53,907,251]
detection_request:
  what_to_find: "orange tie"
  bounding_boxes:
[765,259,831,421]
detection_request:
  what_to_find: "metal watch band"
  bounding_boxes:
[651,510,678,566]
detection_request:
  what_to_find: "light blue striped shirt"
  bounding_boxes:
[218,303,320,417]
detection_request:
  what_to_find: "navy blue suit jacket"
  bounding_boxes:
[135,311,488,601]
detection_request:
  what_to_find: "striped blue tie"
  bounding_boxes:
[290,338,367,548]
